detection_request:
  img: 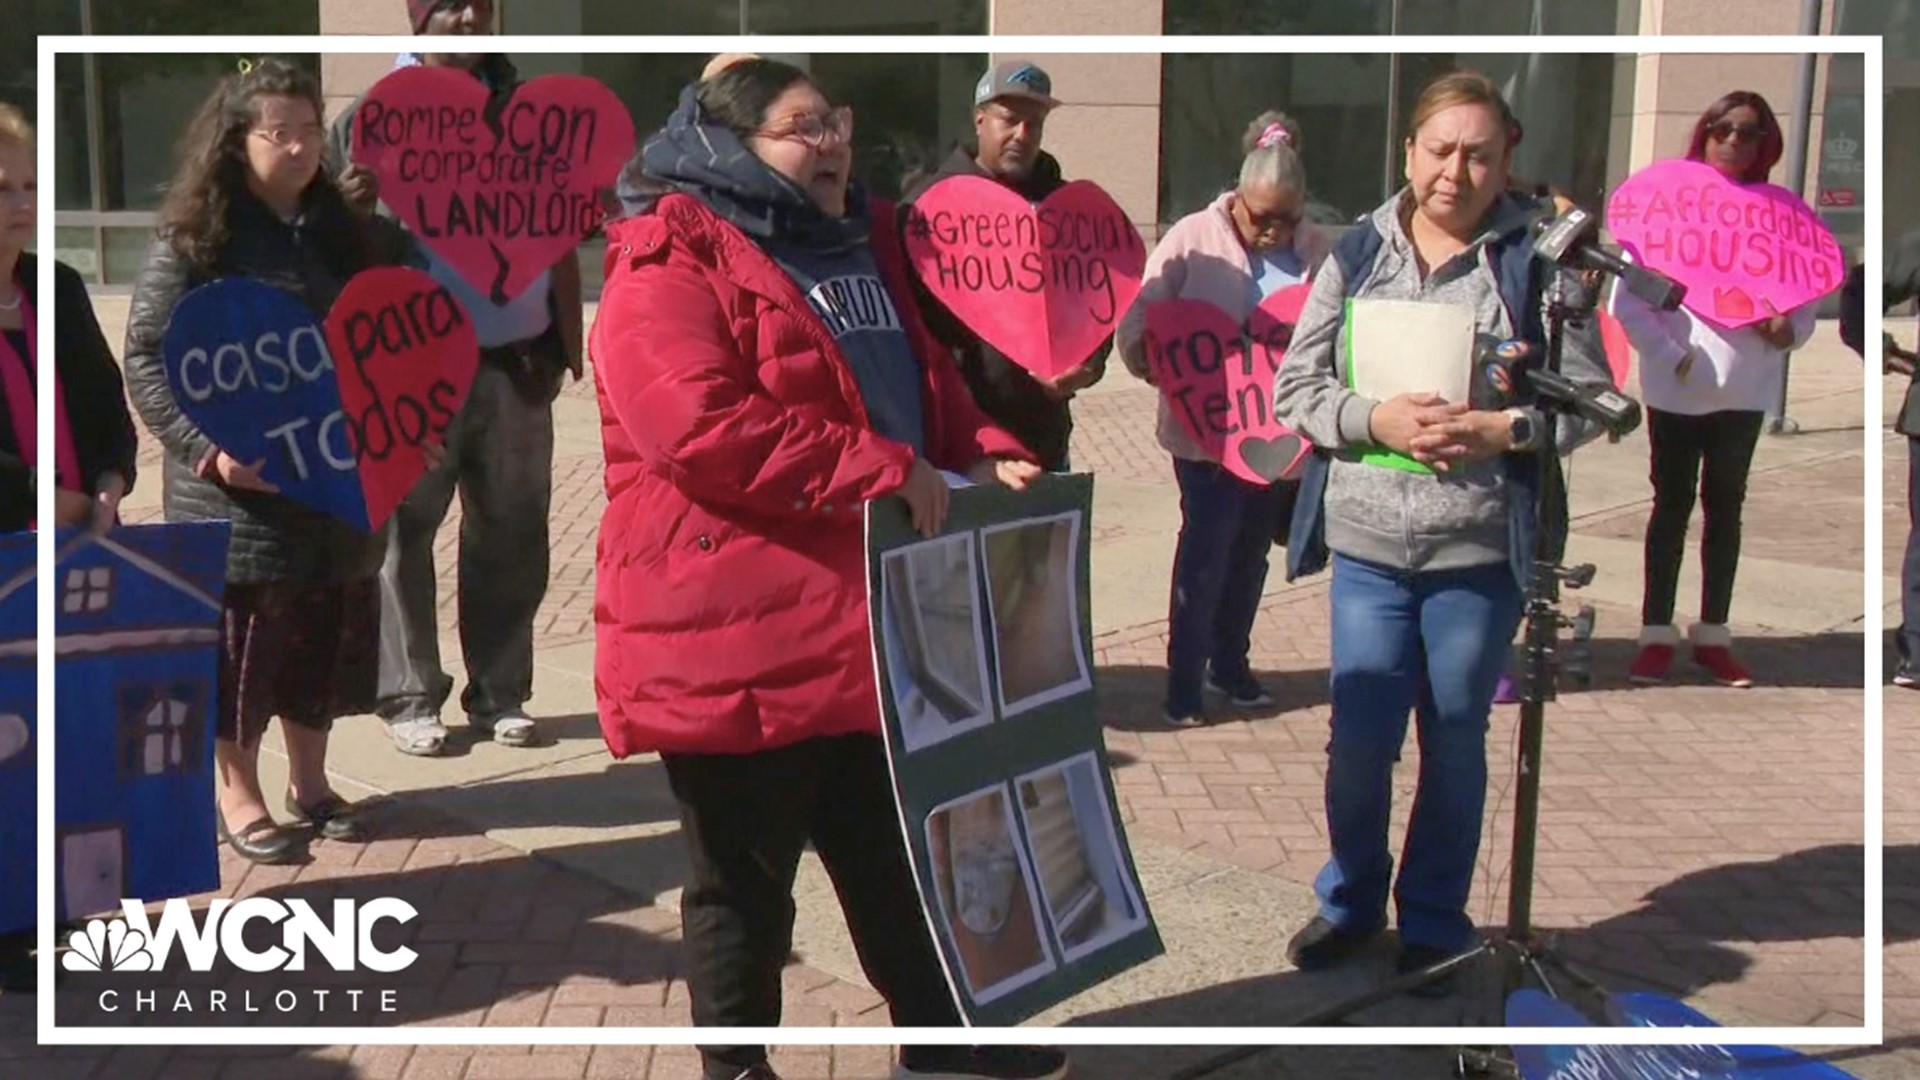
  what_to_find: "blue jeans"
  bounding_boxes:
[1166,458,1289,715]
[1316,554,1523,953]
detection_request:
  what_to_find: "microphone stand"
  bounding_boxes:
[1166,277,1622,1080]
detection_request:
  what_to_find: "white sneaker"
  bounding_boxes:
[470,708,536,747]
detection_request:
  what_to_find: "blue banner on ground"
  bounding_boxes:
[1507,988,1857,1078]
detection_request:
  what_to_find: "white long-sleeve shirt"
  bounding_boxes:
[1609,276,1818,416]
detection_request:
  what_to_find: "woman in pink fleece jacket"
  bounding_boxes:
[1118,111,1333,728]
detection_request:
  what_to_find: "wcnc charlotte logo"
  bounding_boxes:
[62,897,418,1017]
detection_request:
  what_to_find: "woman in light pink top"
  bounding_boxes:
[1118,111,1332,727]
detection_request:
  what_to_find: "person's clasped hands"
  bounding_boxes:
[1369,391,1520,473]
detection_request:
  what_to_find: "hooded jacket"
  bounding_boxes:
[590,90,1032,759]
[1116,191,1334,463]
[1274,189,1611,586]
[900,145,1111,470]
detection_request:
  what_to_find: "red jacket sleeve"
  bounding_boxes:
[594,234,916,519]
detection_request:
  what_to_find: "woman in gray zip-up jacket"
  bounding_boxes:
[1269,71,1611,983]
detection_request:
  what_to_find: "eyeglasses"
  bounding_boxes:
[753,106,854,150]
[250,125,325,150]
[1238,200,1303,231]
[1706,120,1767,143]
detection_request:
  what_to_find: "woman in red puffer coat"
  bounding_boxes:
[589,57,1067,1080]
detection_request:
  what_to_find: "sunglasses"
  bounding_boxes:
[754,106,854,150]
[1706,120,1767,143]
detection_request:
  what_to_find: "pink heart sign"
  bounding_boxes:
[351,66,636,305]
[1605,158,1844,330]
[904,176,1146,382]
[1143,284,1314,485]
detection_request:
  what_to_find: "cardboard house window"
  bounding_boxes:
[118,683,203,779]
[62,566,113,614]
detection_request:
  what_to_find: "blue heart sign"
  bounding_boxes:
[160,270,480,532]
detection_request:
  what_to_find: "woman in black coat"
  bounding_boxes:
[122,59,412,866]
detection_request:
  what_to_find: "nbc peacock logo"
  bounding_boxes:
[61,918,155,972]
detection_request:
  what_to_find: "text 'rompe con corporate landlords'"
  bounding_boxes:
[911,205,1142,323]
[357,98,606,242]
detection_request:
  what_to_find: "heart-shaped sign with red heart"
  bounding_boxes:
[161,268,480,532]
[904,176,1146,382]
[1605,158,1844,330]
[1143,284,1314,485]
[351,66,636,305]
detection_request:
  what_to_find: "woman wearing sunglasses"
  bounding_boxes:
[1118,111,1332,728]
[594,57,1062,1080]
[1614,91,1815,689]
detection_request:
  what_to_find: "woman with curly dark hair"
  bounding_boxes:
[122,58,413,864]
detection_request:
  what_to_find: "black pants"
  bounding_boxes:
[1641,408,1765,627]
[664,733,960,1072]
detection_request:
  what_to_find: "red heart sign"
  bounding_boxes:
[904,176,1146,382]
[323,268,481,530]
[1143,285,1314,485]
[351,66,636,305]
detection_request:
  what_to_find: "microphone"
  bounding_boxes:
[1531,206,1687,312]
[1480,339,1643,439]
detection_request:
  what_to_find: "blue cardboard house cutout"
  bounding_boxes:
[0,522,231,933]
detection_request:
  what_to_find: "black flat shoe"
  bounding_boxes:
[285,793,367,842]
[1285,915,1383,971]
[217,814,297,864]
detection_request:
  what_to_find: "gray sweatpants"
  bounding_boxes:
[376,354,557,723]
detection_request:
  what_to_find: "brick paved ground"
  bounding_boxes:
[15,359,1884,1076]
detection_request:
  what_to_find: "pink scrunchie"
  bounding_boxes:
[1257,122,1293,150]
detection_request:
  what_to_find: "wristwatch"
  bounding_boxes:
[1505,408,1539,452]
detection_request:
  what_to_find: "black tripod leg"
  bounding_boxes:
[1165,943,1497,1079]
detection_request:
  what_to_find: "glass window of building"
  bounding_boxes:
[1159,53,1392,228]
[1160,0,1636,231]
[47,0,320,282]
[1831,0,1919,243]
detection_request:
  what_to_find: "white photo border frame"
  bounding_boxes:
[880,534,996,754]
[1012,750,1151,966]
[35,32,1882,1048]
[979,510,1092,718]
[924,781,1059,1007]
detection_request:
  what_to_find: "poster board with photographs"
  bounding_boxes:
[866,473,1161,1025]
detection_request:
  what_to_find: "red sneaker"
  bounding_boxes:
[1688,623,1753,688]
[1629,625,1679,684]
[1628,643,1674,684]
[1691,645,1753,688]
